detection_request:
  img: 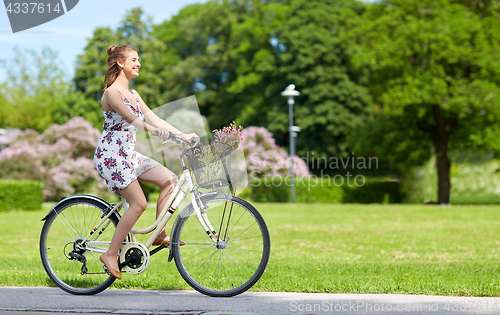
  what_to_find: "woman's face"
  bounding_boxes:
[119,50,140,78]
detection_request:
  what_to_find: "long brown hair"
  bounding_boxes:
[100,45,136,97]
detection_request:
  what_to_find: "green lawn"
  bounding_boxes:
[2,203,500,296]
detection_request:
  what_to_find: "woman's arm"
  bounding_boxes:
[131,90,198,140]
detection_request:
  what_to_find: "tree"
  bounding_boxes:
[73,26,117,103]
[72,7,167,129]
[153,1,241,124]
[351,0,500,203]
[153,0,371,157]
[0,91,12,128]
[0,47,70,131]
[268,0,371,157]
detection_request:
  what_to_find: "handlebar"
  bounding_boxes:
[162,132,200,150]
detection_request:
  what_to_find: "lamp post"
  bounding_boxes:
[281,84,300,203]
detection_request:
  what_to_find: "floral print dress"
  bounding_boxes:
[94,86,160,192]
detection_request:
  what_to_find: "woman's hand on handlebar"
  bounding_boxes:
[181,133,198,143]
[151,128,170,141]
[156,130,199,147]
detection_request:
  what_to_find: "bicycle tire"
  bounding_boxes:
[171,194,270,297]
[40,196,126,295]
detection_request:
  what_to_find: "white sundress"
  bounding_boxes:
[93,86,160,192]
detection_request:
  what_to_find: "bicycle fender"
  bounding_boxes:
[41,194,115,221]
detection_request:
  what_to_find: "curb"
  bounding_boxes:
[0,309,211,315]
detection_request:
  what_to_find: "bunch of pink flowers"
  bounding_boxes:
[212,121,243,151]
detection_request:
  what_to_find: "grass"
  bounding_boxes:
[2,202,500,296]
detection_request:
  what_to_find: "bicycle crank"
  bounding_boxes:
[118,242,150,274]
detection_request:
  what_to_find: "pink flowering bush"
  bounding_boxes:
[241,126,311,180]
[0,117,107,200]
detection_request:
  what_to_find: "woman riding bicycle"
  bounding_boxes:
[93,44,197,279]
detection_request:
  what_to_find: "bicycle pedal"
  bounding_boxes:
[101,265,111,276]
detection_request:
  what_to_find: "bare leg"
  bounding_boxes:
[102,166,176,273]
[138,165,178,239]
[104,180,148,272]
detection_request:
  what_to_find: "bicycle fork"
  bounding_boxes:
[191,191,220,243]
[190,190,234,244]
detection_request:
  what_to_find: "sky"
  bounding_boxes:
[0,0,208,81]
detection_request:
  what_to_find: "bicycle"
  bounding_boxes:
[39,134,270,297]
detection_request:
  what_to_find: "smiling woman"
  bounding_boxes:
[100,45,139,98]
[93,44,198,279]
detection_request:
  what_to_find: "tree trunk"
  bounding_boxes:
[432,105,454,204]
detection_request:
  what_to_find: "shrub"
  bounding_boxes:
[295,178,344,203]
[0,180,43,211]
[0,117,107,201]
[250,177,402,203]
[242,127,311,179]
[251,178,290,202]
[250,177,344,203]
[342,179,405,203]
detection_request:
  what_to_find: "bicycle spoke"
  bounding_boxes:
[223,248,245,285]
[40,198,121,295]
[174,195,270,297]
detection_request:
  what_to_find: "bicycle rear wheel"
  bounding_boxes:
[171,194,270,297]
[40,196,125,295]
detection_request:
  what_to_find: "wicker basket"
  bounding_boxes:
[185,142,232,189]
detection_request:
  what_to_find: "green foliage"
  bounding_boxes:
[72,26,117,128]
[73,7,167,127]
[449,155,500,204]
[0,91,12,128]
[342,179,404,204]
[238,186,252,201]
[152,0,371,157]
[350,0,500,202]
[0,47,72,131]
[295,178,344,203]
[402,153,500,204]
[250,178,290,202]
[273,0,371,157]
[348,106,432,172]
[249,177,345,203]
[0,180,43,211]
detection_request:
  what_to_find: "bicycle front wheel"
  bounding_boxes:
[171,194,270,297]
[40,196,124,295]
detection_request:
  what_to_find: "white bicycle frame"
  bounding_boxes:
[81,162,222,256]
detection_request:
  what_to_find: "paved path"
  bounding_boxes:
[1,287,500,315]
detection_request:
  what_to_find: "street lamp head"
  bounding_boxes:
[281,84,300,97]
